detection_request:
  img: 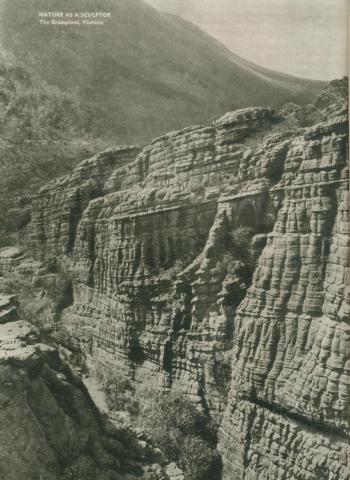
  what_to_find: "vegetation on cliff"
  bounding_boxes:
[101,369,221,480]
[278,77,348,128]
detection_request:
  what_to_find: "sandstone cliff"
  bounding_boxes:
[30,106,349,479]
[0,292,186,480]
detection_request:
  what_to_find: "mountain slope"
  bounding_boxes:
[0,0,324,144]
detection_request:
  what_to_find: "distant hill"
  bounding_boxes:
[0,0,324,144]
[0,54,102,245]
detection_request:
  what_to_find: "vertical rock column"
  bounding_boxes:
[219,111,349,480]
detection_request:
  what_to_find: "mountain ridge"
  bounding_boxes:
[0,0,324,144]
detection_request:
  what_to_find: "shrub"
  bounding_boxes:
[100,379,222,479]
[138,390,221,480]
[103,371,139,416]
[181,436,221,480]
[44,269,73,312]
[231,226,254,251]
[279,102,308,128]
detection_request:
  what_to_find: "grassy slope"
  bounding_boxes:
[0,0,324,144]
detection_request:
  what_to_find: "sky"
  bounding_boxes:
[145,0,348,81]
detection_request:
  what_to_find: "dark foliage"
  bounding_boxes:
[138,390,221,480]
[0,53,105,245]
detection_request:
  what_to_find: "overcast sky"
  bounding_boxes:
[146,0,348,81]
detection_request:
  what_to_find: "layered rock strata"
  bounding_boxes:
[0,293,182,480]
[30,106,349,478]
[218,111,350,479]
[31,107,278,416]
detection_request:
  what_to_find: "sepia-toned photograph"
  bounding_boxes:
[0,1,348,479]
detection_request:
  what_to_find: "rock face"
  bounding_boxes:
[218,114,350,479]
[0,294,182,480]
[30,106,349,479]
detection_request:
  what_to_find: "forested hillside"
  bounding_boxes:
[0,0,324,143]
[0,54,104,245]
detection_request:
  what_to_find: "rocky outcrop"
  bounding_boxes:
[0,294,18,323]
[30,106,349,478]
[31,107,277,416]
[218,112,350,479]
[31,146,140,255]
[0,293,184,480]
